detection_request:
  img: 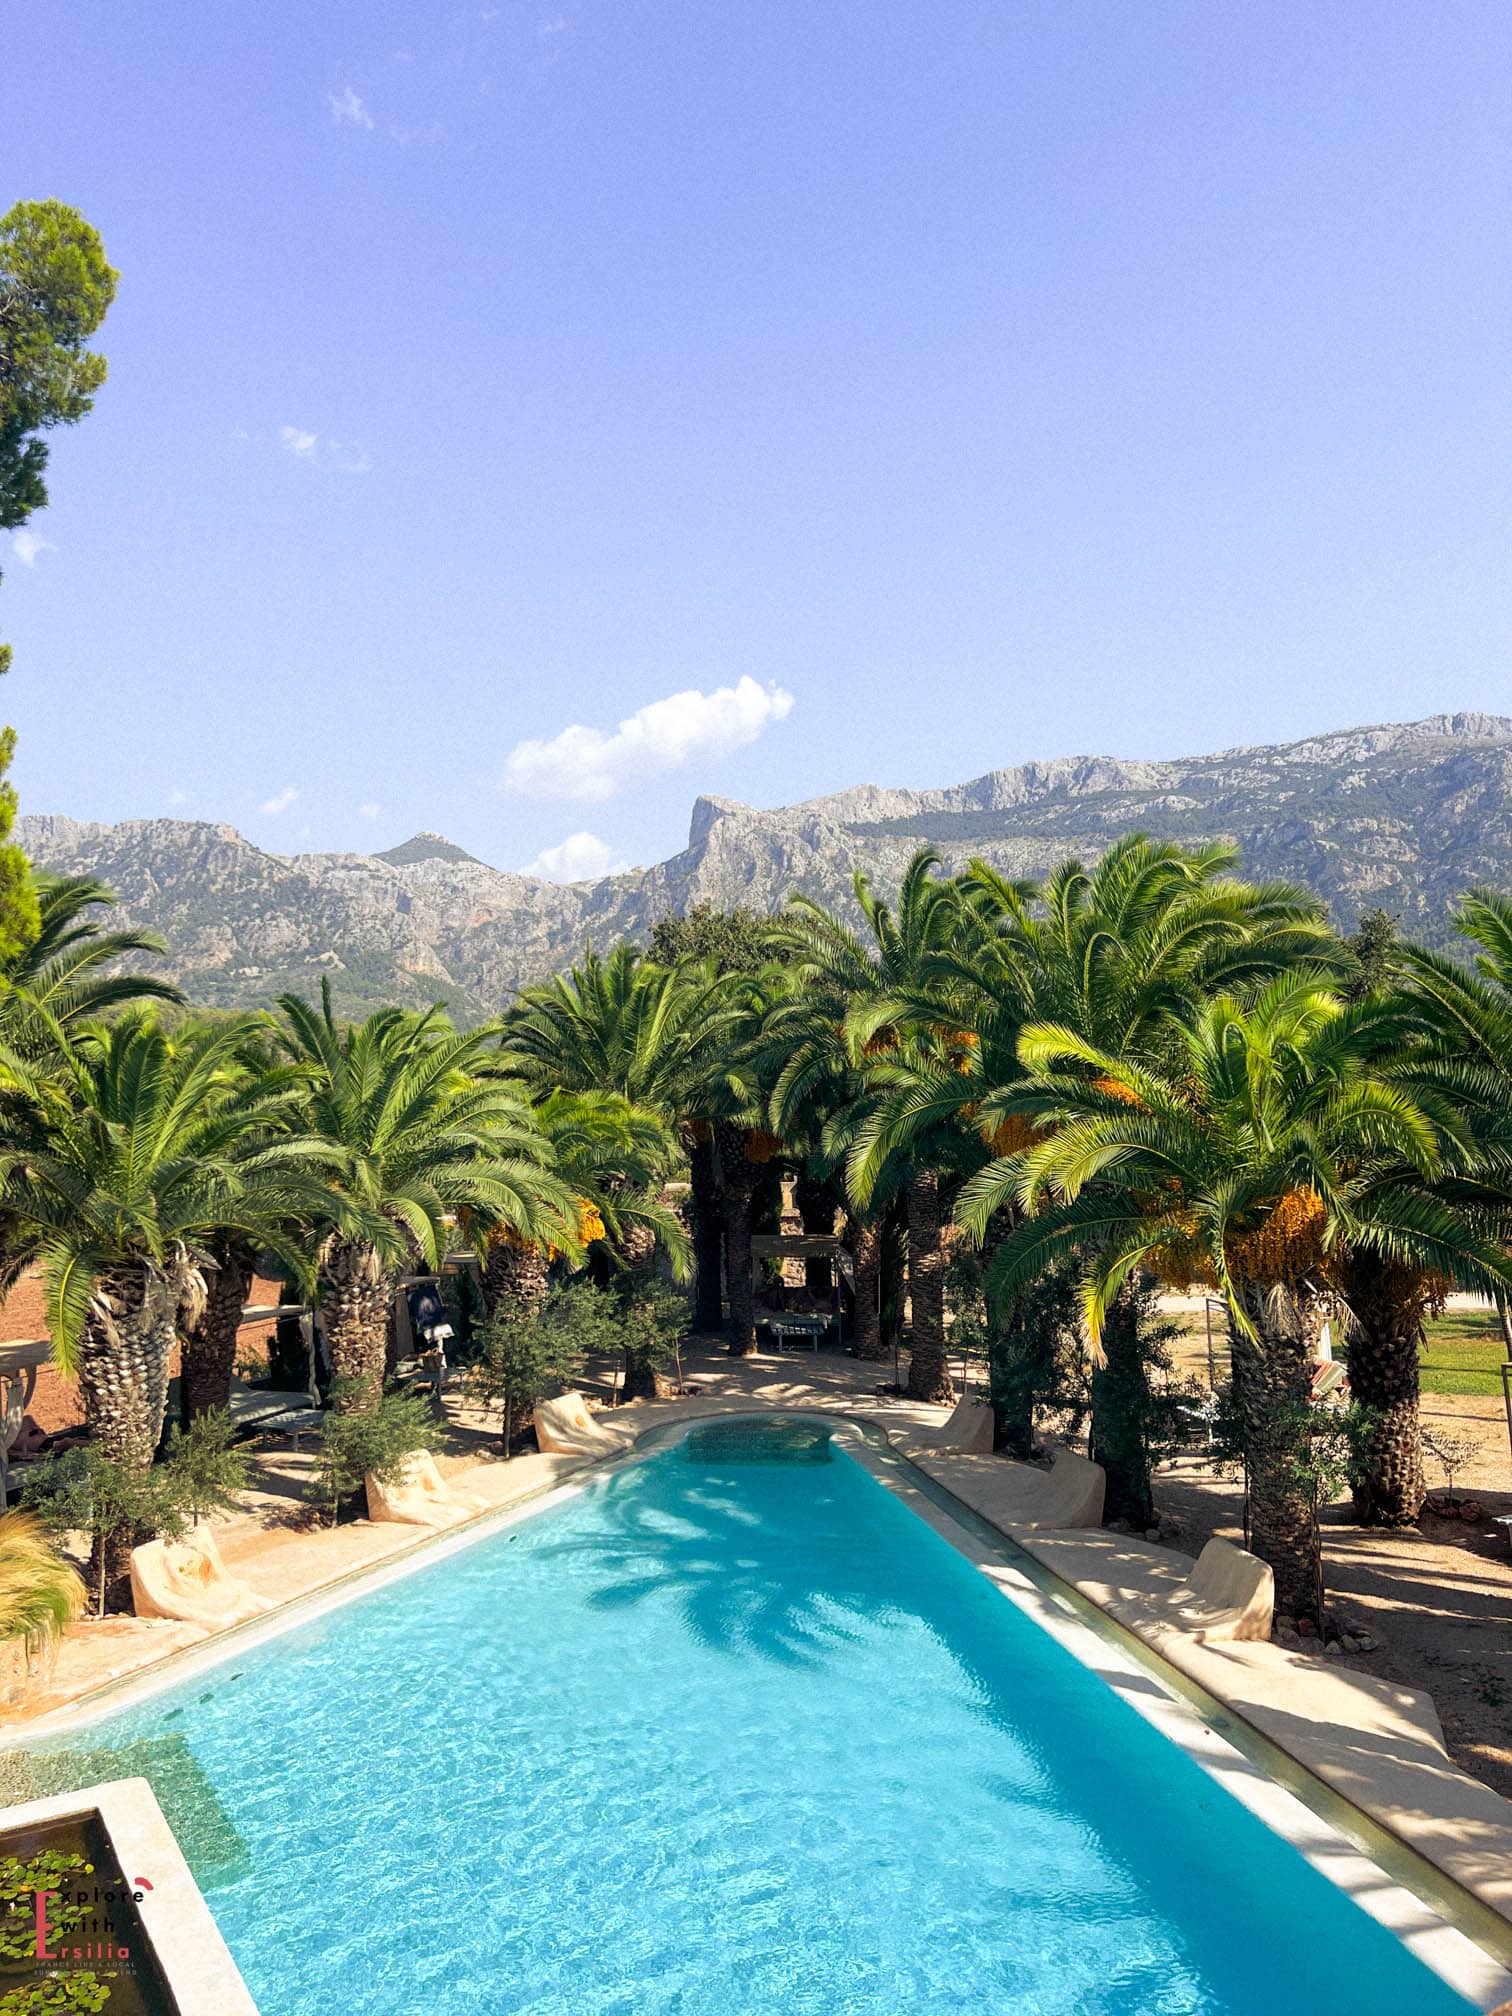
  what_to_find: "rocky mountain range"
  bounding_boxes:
[18,711,1512,1022]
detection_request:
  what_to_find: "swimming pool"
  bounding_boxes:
[6,1419,1494,2013]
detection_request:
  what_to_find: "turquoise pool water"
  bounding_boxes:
[13,1420,1479,2014]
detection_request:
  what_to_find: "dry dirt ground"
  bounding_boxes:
[1157,1307,1512,1800]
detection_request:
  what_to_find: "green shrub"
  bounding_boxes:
[469,1280,615,1453]
[156,1412,254,1529]
[617,1278,691,1399]
[306,1383,442,1525]
[22,1453,165,1618]
[21,1414,252,1617]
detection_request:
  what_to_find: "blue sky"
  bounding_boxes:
[3,3,1509,878]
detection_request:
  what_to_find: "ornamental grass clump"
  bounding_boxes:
[0,1510,85,1654]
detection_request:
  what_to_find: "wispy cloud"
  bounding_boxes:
[10,530,56,569]
[520,832,627,883]
[278,424,371,474]
[504,677,794,803]
[358,802,382,820]
[260,785,298,816]
[328,85,374,130]
[167,788,189,807]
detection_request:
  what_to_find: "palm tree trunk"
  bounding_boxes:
[77,1264,176,1470]
[1231,1281,1327,1622]
[714,1122,758,1357]
[320,1236,392,1413]
[180,1236,257,1421]
[982,1213,1035,1455]
[75,1262,177,1600]
[905,1167,952,1403]
[846,1215,887,1361]
[1090,1278,1155,1529]
[687,1129,725,1333]
[1339,1255,1427,1527]
[618,1221,657,1275]
[482,1235,551,1326]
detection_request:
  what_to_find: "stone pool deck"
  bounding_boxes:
[6,1341,1512,1959]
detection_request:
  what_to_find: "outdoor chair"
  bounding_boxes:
[533,1391,638,1459]
[900,1394,995,1456]
[130,1527,273,1632]
[365,1449,487,1529]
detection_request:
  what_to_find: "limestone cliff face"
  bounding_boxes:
[18,712,1512,1021]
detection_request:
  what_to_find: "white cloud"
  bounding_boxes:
[328,86,373,129]
[260,785,298,816]
[279,425,371,474]
[358,801,382,820]
[520,832,628,883]
[504,676,794,803]
[10,530,56,569]
[167,788,189,806]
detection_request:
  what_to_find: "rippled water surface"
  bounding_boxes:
[18,1421,1477,2014]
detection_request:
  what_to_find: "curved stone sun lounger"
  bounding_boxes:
[130,1527,272,1631]
[908,1445,1106,1531]
[365,1450,488,1529]
[1021,1531,1274,1647]
[533,1391,637,1460]
[901,1395,995,1456]
[1167,1537,1275,1642]
[994,1447,1106,1529]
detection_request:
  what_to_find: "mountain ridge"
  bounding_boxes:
[18,711,1512,1022]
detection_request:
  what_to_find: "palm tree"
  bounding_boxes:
[502,942,735,1110]
[1362,887,1512,1522]
[0,1011,313,1579]
[179,1229,263,1418]
[853,837,1330,1497]
[963,974,1511,1619]
[0,876,187,1289]
[964,841,1332,1523]
[761,998,892,1363]
[773,852,965,1401]
[690,964,789,1358]
[479,1086,690,1394]
[503,944,747,1339]
[171,1024,320,1422]
[0,874,182,1081]
[277,984,578,1412]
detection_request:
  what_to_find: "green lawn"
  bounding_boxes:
[1419,1311,1510,1397]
